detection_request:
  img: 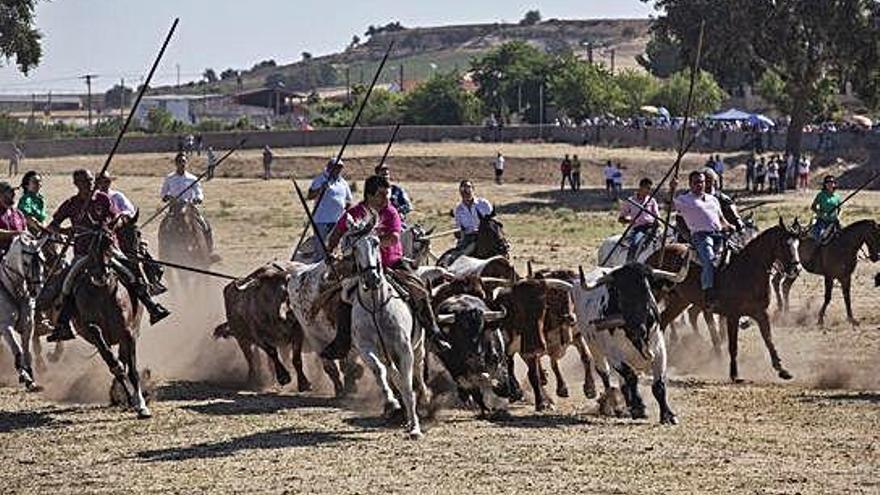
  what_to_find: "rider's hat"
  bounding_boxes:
[823,175,836,184]
[96,171,116,183]
[175,152,187,164]
[0,181,13,194]
[702,167,719,182]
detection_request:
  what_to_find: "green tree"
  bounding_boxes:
[220,68,238,80]
[401,72,481,125]
[651,69,726,116]
[636,34,682,78]
[645,0,880,156]
[614,69,661,115]
[203,68,218,83]
[548,56,625,121]
[470,41,553,123]
[520,10,542,26]
[0,0,42,74]
[145,107,175,133]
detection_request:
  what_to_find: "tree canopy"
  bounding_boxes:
[0,0,42,74]
[401,72,481,125]
[470,41,554,123]
[520,10,542,26]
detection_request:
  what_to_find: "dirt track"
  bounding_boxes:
[1,145,878,494]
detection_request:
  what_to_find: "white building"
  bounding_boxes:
[135,94,221,125]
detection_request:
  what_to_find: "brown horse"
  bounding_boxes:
[158,201,212,288]
[71,229,150,418]
[649,219,803,383]
[771,219,880,327]
[437,211,510,266]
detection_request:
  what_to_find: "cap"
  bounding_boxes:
[374,163,389,174]
[328,157,345,168]
[96,171,117,182]
[703,168,719,182]
[823,175,836,184]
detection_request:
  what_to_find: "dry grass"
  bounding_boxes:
[0,144,878,494]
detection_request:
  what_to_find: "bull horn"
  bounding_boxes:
[527,260,533,278]
[430,282,450,298]
[492,286,511,300]
[480,277,513,286]
[234,278,258,291]
[424,226,436,236]
[542,278,573,291]
[437,314,456,325]
[483,308,507,322]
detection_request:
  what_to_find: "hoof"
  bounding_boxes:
[408,429,424,440]
[486,409,511,421]
[25,383,43,393]
[535,400,556,412]
[731,377,745,384]
[631,408,648,420]
[136,406,152,419]
[556,386,570,399]
[276,370,292,386]
[660,413,679,425]
[297,380,313,393]
[778,369,793,380]
[583,383,598,400]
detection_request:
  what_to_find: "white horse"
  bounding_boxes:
[344,215,428,439]
[0,232,47,391]
[597,228,676,268]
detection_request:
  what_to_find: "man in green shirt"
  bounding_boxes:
[811,175,842,241]
[17,170,46,227]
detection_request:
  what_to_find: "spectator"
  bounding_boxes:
[745,155,755,192]
[712,154,724,190]
[262,145,274,180]
[493,151,505,185]
[767,157,779,193]
[8,144,22,177]
[560,154,573,191]
[798,156,811,190]
[206,146,217,180]
[604,160,617,199]
[571,154,582,191]
[754,157,766,193]
[613,163,624,199]
[778,153,789,193]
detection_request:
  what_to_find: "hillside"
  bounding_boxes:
[154,18,650,96]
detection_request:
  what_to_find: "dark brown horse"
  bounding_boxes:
[437,211,510,266]
[158,201,211,288]
[648,219,803,383]
[771,219,880,327]
[71,229,150,418]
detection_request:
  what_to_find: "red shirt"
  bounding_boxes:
[335,202,402,267]
[0,207,27,252]
[50,192,118,255]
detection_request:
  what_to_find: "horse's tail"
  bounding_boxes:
[213,321,232,339]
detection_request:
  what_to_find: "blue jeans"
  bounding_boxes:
[626,225,653,262]
[811,218,837,242]
[692,231,724,290]
[312,222,336,261]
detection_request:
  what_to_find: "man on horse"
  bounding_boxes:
[319,175,450,360]
[160,152,219,261]
[811,175,842,242]
[452,179,493,256]
[17,171,47,231]
[618,177,659,262]
[374,163,412,225]
[671,170,734,306]
[97,172,166,296]
[0,182,27,256]
[46,169,170,342]
[307,157,352,261]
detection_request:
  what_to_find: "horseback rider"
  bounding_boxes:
[452,179,493,257]
[618,177,659,262]
[319,175,450,360]
[96,172,166,296]
[46,169,170,342]
[17,171,47,232]
[0,181,27,257]
[811,175,842,242]
[160,152,220,262]
[307,157,352,261]
[671,170,734,306]
[374,163,412,224]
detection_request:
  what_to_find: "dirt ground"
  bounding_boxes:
[0,143,878,494]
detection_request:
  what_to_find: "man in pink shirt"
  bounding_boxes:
[0,181,27,256]
[671,170,733,305]
[320,175,449,360]
[618,177,659,262]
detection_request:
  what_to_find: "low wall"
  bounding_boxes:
[3,125,878,159]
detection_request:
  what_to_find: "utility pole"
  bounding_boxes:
[587,42,594,64]
[81,73,98,129]
[30,93,35,120]
[120,77,126,120]
[345,66,351,104]
[538,82,544,139]
[176,63,181,88]
[47,91,52,119]
[610,49,616,74]
[399,63,404,92]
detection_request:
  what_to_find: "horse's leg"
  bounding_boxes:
[549,355,569,398]
[341,353,363,397]
[841,276,859,328]
[660,295,690,348]
[18,310,40,392]
[818,276,833,327]
[362,349,402,419]
[753,311,792,380]
[615,363,646,420]
[505,355,524,402]
[573,336,598,399]
[726,315,742,383]
[781,276,795,314]
[31,329,47,374]
[84,323,132,402]
[410,331,431,414]
[120,336,151,419]
[290,325,312,392]
[254,340,291,386]
[650,332,677,425]
[705,312,723,355]
[320,357,345,398]
[770,270,785,315]
[388,333,422,438]
[686,305,701,337]
[1,319,31,389]
[48,341,64,363]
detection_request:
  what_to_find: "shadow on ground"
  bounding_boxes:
[0,409,73,433]
[137,426,361,462]
[495,187,622,214]
[799,392,880,404]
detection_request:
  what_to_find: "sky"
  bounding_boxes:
[0,0,655,94]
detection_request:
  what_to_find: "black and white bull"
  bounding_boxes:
[574,260,690,424]
[434,294,509,415]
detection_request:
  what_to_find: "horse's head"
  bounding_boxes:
[404,224,433,266]
[343,213,383,291]
[864,220,880,262]
[741,212,760,243]
[775,217,803,277]
[476,210,509,258]
[3,232,48,298]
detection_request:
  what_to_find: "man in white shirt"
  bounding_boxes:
[160,152,216,258]
[205,146,217,180]
[96,172,136,218]
[493,152,505,185]
[306,157,352,260]
[604,161,618,199]
[452,179,493,256]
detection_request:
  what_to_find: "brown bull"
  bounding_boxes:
[214,262,311,391]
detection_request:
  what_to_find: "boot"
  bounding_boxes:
[132,282,171,325]
[47,297,77,342]
[321,303,352,360]
[417,301,452,352]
